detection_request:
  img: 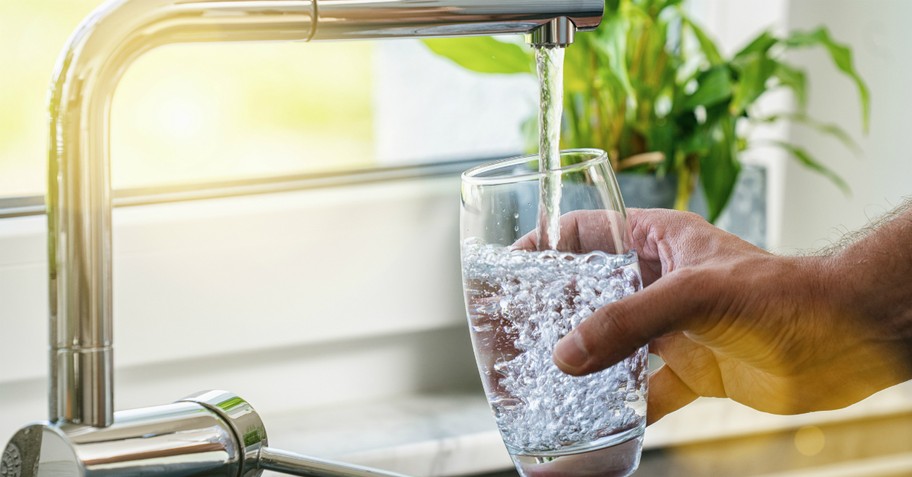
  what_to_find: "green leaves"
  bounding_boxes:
[682,65,733,111]
[766,140,851,194]
[593,11,637,103]
[422,37,533,75]
[754,113,862,156]
[730,55,777,116]
[773,62,808,109]
[699,117,741,222]
[785,27,871,131]
[681,15,723,65]
[735,31,778,59]
[421,1,869,223]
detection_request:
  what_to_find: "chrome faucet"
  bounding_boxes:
[2,0,603,475]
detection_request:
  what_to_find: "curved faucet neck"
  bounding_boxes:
[47,0,603,428]
[48,0,316,427]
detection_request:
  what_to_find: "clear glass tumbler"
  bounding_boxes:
[460,149,647,477]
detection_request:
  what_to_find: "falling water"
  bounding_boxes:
[535,46,565,250]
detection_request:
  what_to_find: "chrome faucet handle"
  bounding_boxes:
[3,391,410,477]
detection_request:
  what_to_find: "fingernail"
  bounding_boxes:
[554,332,589,371]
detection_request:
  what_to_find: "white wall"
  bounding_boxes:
[688,0,790,54]
[691,0,910,252]
[778,0,912,251]
[373,39,537,165]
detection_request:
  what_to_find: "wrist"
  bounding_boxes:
[825,243,912,382]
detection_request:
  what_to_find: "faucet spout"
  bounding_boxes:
[312,0,603,41]
[527,16,576,48]
[46,0,603,430]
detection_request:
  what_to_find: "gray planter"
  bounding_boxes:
[506,165,768,249]
[616,166,768,249]
[616,172,677,210]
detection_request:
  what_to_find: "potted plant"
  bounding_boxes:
[424,0,869,222]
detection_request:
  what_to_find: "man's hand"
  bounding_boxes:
[550,208,912,424]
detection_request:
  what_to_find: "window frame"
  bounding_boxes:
[0,155,503,219]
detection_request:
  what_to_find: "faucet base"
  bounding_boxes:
[3,391,409,477]
[3,391,265,477]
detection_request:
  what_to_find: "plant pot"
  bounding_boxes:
[616,166,768,249]
[616,172,677,210]
[504,165,767,248]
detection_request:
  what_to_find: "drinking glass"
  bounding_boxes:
[460,149,647,477]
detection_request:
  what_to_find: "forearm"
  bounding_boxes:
[827,200,912,380]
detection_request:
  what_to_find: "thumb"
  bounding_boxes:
[554,272,706,375]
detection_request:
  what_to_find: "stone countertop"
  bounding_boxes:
[263,381,912,477]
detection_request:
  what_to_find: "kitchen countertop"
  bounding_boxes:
[264,381,912,476]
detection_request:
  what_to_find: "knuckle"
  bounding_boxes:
[672,210,709,229]
[680,210,708,223]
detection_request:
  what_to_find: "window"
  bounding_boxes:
[0,0,536,202]
[111,41,376,189]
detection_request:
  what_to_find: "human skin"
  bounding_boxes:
[544,206,912,424]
